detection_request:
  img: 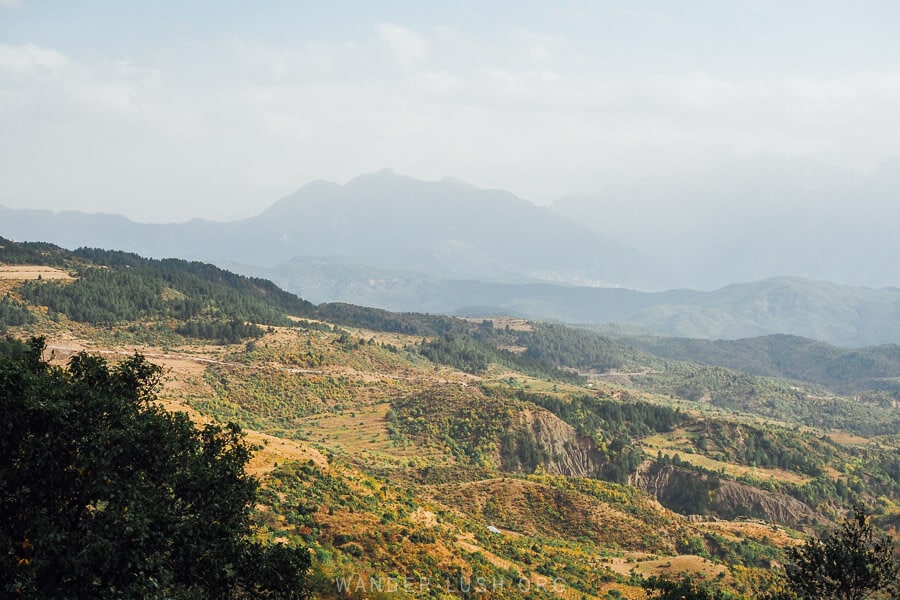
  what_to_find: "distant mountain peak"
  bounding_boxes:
[346,167,409,186]
[438,176,478,191]
[296,178,342,193]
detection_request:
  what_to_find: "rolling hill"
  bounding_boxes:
[1,237,899,598]
[610,332,900,395]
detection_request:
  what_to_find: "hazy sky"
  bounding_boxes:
[2,1,900,222]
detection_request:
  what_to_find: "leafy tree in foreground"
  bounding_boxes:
[0,337,309,599]
[780,505,899,600]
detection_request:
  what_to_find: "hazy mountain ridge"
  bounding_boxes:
[553,156,900,290]
[229,263,900,347]
[5,167,900,346]
[0,169,661,288]
[611,332,900,394]
[624,277,900,347]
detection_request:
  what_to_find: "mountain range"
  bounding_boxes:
[3,163,900,347]
[0,169,660,287]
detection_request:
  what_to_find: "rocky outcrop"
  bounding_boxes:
[629,461,718,515]
[630,461,823,526]
[506,408,604,478]
[711,479,825,526]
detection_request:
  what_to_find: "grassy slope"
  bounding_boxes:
[4,315,887,598]
[2,246,898,598]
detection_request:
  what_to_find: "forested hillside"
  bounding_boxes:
[1,237,898,598]
[617,332,900,394]
[2,238,317,342]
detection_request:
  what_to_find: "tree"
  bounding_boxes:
[782,505,898,600]
[642,574,728,599]
[0,337,310,599]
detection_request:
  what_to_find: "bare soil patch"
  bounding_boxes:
[606,553,726,580]
[245,432,328,476]
[827,430,870,446]
[0,265,73,280]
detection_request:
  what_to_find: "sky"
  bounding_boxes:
[2,1,900,223]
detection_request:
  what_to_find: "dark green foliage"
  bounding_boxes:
[176,318,265,344]
[315,302,463,336]
[636,363,809,408]
[703,532,784,569]
[694,421,834,476]
[21,267,172,324]
[0,337,310,599]
[782,505,899,600]
[520,322,624,372]
[322,313,626,379]
[314,312,623,382]
[417,333,493,374]
[0,294,35,329]
[3,237,477,341]
[620,333,900,436]
[416,333,585,382]
[644,461,720,515]
[600,436,647,484]
[620,333,900,395]
[72,248,315,317]
[517,391,685,483]
[642,574,729,599]
[19,261,302,331]
[518,391,686,439]
[499,428,549,472]
[11,245,320,342]
[3,240,319,341]
[0,237,70,267]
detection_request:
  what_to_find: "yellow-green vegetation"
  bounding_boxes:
[5,312,896,597]
[2,238,899,598]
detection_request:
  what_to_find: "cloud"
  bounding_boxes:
[0,43,199,220]
[0,44,167,130]
[0,43,69,74]
[376,23,429,68]
[3,19,900,221]
[231,40,339,83]
[0,0,24,9]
